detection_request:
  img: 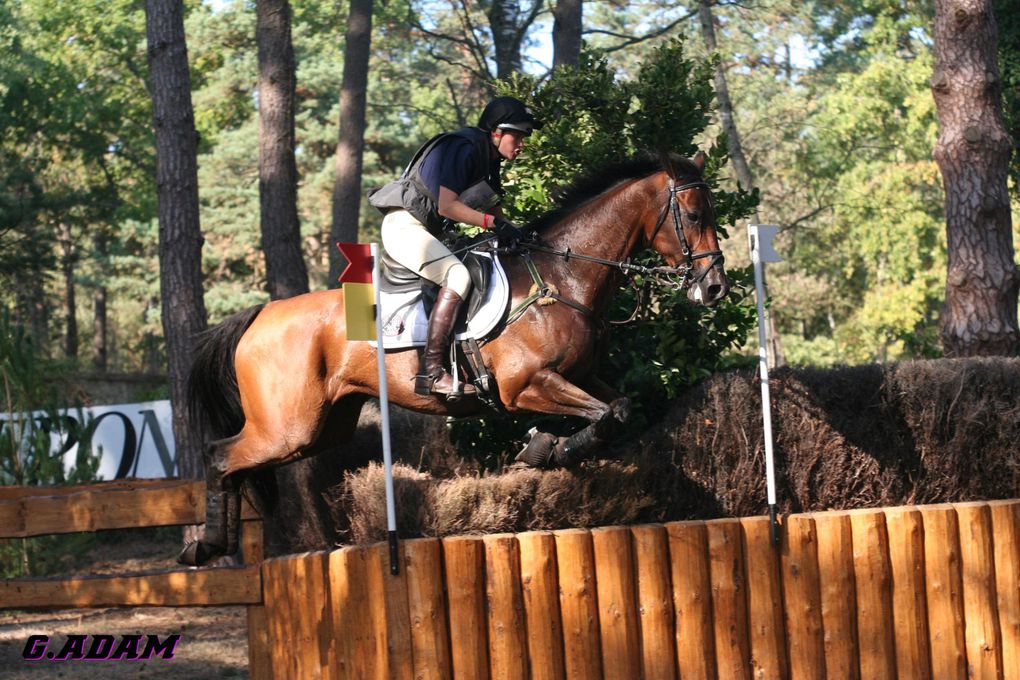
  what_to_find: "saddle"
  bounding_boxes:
[379,239,493,331]
[374,237,509,406]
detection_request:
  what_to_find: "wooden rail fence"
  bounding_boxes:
[0,479,263,608]
[3,482,1019,680]
[259,500,1020,680]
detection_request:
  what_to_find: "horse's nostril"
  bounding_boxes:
[707,284,723,300]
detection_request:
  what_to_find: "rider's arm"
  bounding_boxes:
[437,186,490,228]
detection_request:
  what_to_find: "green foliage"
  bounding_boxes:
[775,41,946,363]
[0,0,157,364]
[603,265,757,429]
[0,311,98,487]
[0,310,100,577]
[2,0,1011,377]
[450,42,759,460]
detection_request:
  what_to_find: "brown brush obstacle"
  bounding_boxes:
[3,482,1020,678]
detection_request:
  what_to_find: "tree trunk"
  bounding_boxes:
[92,286,108,371]
[92,233,108,371]
[145,0,208,479]
[552,0,582,68]
[59,223,78,360]
[698,0,754,192]
[14,269,49,357]
[488,0,525,78]
[698,0,786,367]
[257,0,308,300]
[932,0,1019,356]
[328,0,374,288]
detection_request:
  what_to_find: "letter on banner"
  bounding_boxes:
[337,242,375,341]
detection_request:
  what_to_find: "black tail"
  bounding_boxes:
[187,304,266,442]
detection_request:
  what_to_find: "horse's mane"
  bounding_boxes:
[526,152,701,233]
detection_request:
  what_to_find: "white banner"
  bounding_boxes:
[1,400,177,480]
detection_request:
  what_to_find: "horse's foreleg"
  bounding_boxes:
[579,376,626,406]
[179,436,242,567]
[510,370,630,468]
[552,396,631,466]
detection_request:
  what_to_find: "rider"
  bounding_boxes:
[368,96,542,398]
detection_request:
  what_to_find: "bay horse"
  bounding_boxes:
[179,151,729,566]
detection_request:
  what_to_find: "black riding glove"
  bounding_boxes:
[492,216,524,248]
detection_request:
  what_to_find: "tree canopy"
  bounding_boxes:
[1,0,1017,377]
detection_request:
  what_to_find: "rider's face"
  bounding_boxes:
[493,129,526,160]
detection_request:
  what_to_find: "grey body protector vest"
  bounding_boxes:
[367,127,503,234]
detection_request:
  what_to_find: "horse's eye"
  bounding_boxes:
[686,211,701,223]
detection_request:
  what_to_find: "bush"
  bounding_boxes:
[450,41,759,460]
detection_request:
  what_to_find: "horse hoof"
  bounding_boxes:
[178,541,202,566]
[178,540,224,567]
[515,428,557,468]
[611,397,631,423]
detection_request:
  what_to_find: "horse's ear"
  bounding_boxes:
[693,150,707,171]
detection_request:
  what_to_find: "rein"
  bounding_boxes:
[506,177,725,325]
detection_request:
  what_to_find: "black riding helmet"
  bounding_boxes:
[478,96,544,136]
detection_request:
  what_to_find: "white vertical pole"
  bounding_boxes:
[748,225,780,545]
[371,243,399,573]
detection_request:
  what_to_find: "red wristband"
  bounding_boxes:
[483,214,494,229]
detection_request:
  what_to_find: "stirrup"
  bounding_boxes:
[414,370,476,399]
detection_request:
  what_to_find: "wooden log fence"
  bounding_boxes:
[260,500,1020,680]
[3,481,1020,679]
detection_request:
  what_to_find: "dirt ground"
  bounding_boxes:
[0,531,249,679]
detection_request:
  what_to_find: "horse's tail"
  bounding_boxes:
[187,304,266,442]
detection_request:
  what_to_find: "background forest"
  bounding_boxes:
[2,0,1018,376]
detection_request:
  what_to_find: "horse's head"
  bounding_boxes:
[645,152,729,306]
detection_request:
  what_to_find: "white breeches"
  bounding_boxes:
[380,210,472,298]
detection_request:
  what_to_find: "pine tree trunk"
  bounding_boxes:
[92,286,107,371]
[145,0,208,479]
[488,0,524,78]
[552,0,582,68]
[59,223,78,360]
[15,269,49,357]
[698,0,754,192]
[698,0,786,367]
[328,0,373,288]
[932,0,1019,356]
[257,0,308,300]
[92,233,108,371]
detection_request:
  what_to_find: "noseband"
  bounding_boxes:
[649,178,725,285]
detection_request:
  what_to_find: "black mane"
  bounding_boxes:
[526,152,701,233]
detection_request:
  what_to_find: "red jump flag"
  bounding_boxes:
[337,242,375,341]
[337,242,373,283]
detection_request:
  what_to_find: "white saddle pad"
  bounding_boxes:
[369,249,510,349]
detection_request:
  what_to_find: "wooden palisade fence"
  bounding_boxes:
[2,482,1019,679]
[263,501,1020,680]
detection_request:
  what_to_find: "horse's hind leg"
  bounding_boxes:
[179,434,242,567]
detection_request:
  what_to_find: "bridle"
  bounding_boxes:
[501,173,728,324]
[647,178,725,285]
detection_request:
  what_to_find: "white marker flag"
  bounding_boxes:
[748,224,782,545]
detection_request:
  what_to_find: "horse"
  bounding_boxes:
[179,151,729,566]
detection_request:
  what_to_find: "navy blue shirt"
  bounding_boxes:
[416,136,477,199]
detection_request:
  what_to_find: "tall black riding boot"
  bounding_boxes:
[415,287,477,397]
